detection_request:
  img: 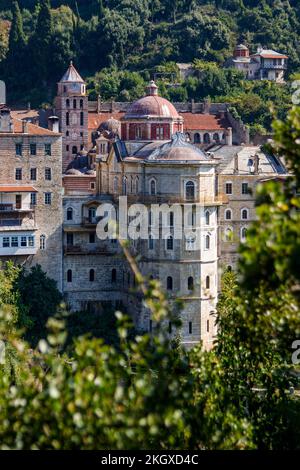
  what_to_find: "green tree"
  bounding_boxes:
[18,265,62,346]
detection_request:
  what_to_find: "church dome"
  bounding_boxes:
[143,132,210,162]
[98,117,120,134]
[124,81,181,120]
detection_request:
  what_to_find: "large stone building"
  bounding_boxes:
[61,71,288,348]
[0,103,63,290]
[0,63,289,349]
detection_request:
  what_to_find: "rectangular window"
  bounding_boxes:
[30,193,37,206]
[242,182,249,195]
[67,233,74,246]
[45,144,51,156]
[28,236,34,247]
[11,236,18,247]
[44,192,52,205]
[2,237,10,248]
[89,233,96,244]
[30,143,37,156]
[21,236,27,247]
[225,183,232,195]
[30,168,37,180]
[45,167,52,180]
[16,143,22,156]
[15,168,22,180]
[189,321,193,335]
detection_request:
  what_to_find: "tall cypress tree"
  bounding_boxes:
[29,0,53,84]
[7,1,26,72]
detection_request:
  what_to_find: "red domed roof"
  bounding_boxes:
[124,81,181,120]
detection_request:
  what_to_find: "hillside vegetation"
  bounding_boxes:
[0,1,299,132]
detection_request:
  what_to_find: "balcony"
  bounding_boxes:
[0,232,37,256]
[64,244,117,256]
[82,216,101,227]
[0,212,36,231]
[0,203,34,212]
[261,63,287,70]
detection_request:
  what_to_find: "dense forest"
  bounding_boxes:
[0,0,300,132]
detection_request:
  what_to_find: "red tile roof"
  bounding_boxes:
[181,113,228,131]
[12,118,60,136]
[88,111,228,134]
[0,186,38,192]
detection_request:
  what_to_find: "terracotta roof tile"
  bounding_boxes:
[12,118,60,136]
[181,113,229,131]
[0,185,38,192]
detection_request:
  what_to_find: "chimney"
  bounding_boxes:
[254,154,260,174]
[226,127,232,146]
[203,98,210,114]
[27,102,31,111]
[22,120,28,134]
[48,116,60,133]
[234,153,238,173]
[191,99,195,113]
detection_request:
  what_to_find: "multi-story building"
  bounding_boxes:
[61,80,288,348]
[54,62,89,172]
[0,103,63,289]
[226,45,288,83]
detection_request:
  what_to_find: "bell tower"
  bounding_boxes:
[54,62,88,171]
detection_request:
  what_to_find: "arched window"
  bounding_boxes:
[203,133,210,144]
[67,269,72,283]
[67,207,73,221]
[73,99,77,109]
[111,268,117,283]
[135,176,139,194]
[213,133,220,143]
[241,208,249,220]
[80,112,84,126]
[148,210,153,226]
[205,210,210,225]
[225,209,232,220]
[113,176,118,193]
[149,178,156,195]
[66,99,70,108]
[80,99,83,109]
[122,177,127,195]
[185,181,195,201]
[40,234,46,250]
[148,234,154,250]
[72,145,78,155]
[227,265,232,272]
[225,227,233,242]
[205,234,210,249]
[194,133,200,144]
[66,112,69,126]
[166,235,173,250]
[185,132,191,142]
[169,211,174,227]
[167,276,173,290]
[188,276,194,290]
[89,269,95,282]
[241,227,247,242]
[206,275,210,289]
